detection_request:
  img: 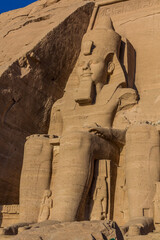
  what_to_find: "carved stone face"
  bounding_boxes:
[77,55,107,85]
[76,39,108,87]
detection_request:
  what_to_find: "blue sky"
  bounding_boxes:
[0,0,37,14]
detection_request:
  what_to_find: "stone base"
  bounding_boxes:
[3,220,123,240]
[125,231,160,240]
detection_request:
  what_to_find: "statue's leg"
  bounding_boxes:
[124,125,160,235]
[50,131,119,222]
[20,135,52,223]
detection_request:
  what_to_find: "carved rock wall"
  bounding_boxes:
[109,0,160,125]
[0,0,94,204]
[104,0,160,225]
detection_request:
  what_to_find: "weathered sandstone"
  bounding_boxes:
[0,0,94,204]
[1,0,160,240]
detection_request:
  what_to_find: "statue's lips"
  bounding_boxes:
[80,73,92,77]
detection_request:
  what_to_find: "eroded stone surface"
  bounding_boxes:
[1,0,160,240]
[12,220,123,240]
[0,0,94,204]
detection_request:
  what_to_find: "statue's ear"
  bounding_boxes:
[105,52,114,75]
[107,62,115,75]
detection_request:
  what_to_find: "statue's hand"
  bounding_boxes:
[89,127,126,145]
[89,127,104,136]
[89,127,111,140]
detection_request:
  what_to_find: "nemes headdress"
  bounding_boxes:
[65,16,125,95]
[80,16,121,59]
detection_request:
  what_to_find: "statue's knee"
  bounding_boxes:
[126,124,158,143]
[24,134,51,156]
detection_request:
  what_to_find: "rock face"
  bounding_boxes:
[10,220,123,240]
[1,0,160,239]
[0,0,94,204]
[18,0,160,238]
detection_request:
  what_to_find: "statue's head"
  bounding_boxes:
[77,16,121,91]
[44,189,52,198]
[74,16,124,105]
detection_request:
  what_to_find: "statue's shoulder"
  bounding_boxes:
[51,97,64,113]
[97,81,126,104]
[117,87,137,99]
[53,92,76,112]
[117,87,138,110]
[53,97,63,107]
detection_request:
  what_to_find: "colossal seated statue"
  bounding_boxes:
[19,13,160,236]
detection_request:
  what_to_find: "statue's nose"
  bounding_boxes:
[82,62,90,70]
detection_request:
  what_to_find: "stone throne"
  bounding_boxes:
[19,1,160,236]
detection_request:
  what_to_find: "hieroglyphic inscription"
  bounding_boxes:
[98,0,160,17]
[0,205,19,214]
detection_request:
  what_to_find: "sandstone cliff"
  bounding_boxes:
[0,0,94,204]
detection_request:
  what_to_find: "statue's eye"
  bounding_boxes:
[92,58,103,64]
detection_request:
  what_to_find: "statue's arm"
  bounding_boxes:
[48,101,63,137]
[89,87,137,144]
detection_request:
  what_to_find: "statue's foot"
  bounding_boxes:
[121,217,154,236]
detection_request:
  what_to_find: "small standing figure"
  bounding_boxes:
[90,176,108,220]
[38,190,53,222]
[153,182,160,225]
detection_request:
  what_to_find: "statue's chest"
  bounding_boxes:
[62,103,106,118]
[61,103,108,129]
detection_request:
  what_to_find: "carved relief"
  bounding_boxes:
[98,0,160,17]
[38,190,53,222]
[154,182,160,224]
[0,205,19,214]
[90,160,108,221]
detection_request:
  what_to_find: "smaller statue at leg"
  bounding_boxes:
[38,190,53,222]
